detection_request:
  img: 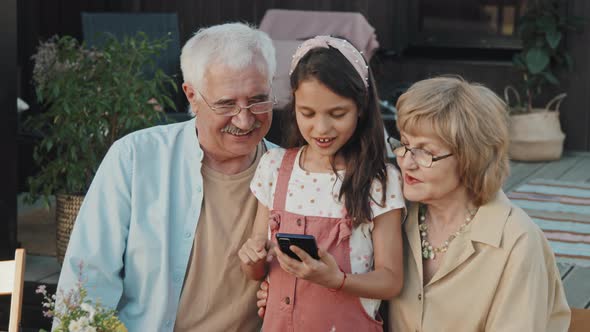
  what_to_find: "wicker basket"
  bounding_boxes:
[55,194,85,264]
[505,87,567,161]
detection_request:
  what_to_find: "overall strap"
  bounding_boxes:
[272,148,299,211]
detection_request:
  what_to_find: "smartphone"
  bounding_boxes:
[275,233,319,261]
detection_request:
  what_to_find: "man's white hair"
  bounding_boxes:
[180,22,276,93]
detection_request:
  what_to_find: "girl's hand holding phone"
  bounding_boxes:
[275,245,345,290]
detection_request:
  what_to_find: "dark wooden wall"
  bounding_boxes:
[1,0,17,259]
[17,0,395,107]
[17,0,590,150]
[378,0,590,151]
[563,0,590,152]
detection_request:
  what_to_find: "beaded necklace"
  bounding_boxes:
[418,204,477,260]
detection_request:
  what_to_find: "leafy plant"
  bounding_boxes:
[26,32,177,203]
[511,0,585,112]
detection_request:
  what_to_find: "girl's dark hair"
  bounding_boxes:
[286,46,387,227]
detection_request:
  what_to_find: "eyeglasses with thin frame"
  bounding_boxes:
[388,137,453,168]
[197,90,277,116]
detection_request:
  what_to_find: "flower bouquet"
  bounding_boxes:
[36,267,126,332]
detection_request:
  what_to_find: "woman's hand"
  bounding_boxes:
[274,245,344,289]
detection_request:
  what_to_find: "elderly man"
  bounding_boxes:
[55,22,277,331]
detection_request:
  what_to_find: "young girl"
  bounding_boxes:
[238,36,404,331]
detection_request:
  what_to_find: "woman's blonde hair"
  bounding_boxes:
[396,76,510,206]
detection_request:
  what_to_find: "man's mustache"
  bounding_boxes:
[221,121,262,135]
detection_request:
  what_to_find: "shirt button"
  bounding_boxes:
[284,296,290,305]
[418,293,422,301]
[174,275,183,283]
[296,219,302,226]
[184,231,191,239]
[196,185,202,193]
[166,320,172,327]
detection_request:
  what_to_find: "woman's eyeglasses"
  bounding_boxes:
[388,137,453,168]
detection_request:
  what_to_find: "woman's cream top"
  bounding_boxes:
[389,191,570,332]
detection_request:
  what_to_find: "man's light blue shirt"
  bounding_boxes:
[56,118,209,331]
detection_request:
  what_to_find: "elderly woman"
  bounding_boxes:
[387,76,569,331]
[256,76,570,331]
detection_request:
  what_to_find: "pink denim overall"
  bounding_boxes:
[262,148,383,332]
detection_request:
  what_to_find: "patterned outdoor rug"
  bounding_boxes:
[507,179,590,267]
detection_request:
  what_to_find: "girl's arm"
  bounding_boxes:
[340,208,403,299]
[276,208,403,299]
[238,201,271,280]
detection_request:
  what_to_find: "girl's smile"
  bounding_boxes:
[313,136,336,148]
[293,78,359,171]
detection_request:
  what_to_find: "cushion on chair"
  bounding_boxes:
[570,308,590,332]
[260,9,379,59]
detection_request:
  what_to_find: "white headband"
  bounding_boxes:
[289,35,369,88]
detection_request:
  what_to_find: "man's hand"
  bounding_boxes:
[256,280,269,318]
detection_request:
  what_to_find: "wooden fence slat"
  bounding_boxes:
[528,154,581,180]
[504,161,546,192]
[558,262,574,279]
[560,157,590,182]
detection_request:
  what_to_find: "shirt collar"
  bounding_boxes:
[184,117,204,164]
[468,191,512,248]
[405,190,512,249]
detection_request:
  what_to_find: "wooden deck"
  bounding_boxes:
[504,151,590,309]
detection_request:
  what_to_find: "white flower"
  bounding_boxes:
[36,285,47,295]
[68,316,90,332]
[80,302,96,320]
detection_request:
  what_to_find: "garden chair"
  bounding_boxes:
[0,249,26,332]
[259,9,380,109]
[81,12,181,78]
[81,12,185,119]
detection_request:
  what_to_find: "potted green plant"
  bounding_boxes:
[27,32,177,262]
[506,0,585,161]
